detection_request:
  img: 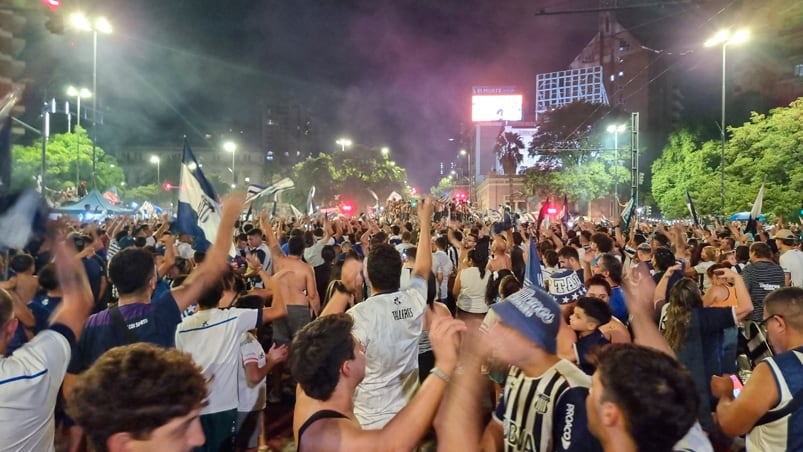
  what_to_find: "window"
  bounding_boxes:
[795,64,803,77]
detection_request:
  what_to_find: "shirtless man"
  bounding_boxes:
[487,234,512,272]
[262,211,321,324]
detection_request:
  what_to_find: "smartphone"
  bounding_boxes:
[730,374,744,398]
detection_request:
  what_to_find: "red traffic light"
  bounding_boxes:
[546,207,558,215]
[341,202,353,213]
[40,0,61,11]
[163,182,172,190]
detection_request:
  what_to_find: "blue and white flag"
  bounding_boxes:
[368,188,379,213]
[745,183,765,236]
[620,196,636,232]
[177,142,222,252]
[524,236,545,290]
[306,186,317,216]
[246,177,295,204]
[0,190,49,251]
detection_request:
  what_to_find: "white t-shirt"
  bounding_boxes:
[175,308,259,414]
[0,329,72,452]
[456,267,491,314]
[348,276,427,429]
[780,249,803,287]
[432,250,453,300]
[237,332,267,413]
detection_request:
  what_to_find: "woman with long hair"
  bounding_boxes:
[660,273,752,434]
[452,239,491,328]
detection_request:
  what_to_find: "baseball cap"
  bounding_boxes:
[488,286,561,354]
[773,229,797,241]
[547,269,588,305]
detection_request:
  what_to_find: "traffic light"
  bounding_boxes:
[546,206,558,215]
[340,202,353,214]
[163,182,172,191]
[40,0,61,10]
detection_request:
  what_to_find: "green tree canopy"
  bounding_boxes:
[651,97,803,219]
[523,102,630,205]
[11,127,124,194]
[285,147,408,211]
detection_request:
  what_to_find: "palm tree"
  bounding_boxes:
[493,131,525,176]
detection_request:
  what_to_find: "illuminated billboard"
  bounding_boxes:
[471,87,523,122]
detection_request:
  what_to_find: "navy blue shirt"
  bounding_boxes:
[67,290,182,374]
[574,329,610,375]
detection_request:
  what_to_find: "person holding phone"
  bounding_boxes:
[712,287,803,451]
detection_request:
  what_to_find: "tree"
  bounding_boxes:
[430,176,455,197]
[523,102,630,207]
[651,129,720,218]
[286,148,408,212]
[651,98,803,219]
[493,131,525,175]
[528,101,628,167]
[725,98,803,219]
[11,128,124,194]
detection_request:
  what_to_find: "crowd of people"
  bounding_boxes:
[1,192,803,452]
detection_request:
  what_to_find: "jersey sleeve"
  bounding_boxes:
[553,387,602,452]
[405,275,428,308]
[240,334,262,366]
[235,308,260,333]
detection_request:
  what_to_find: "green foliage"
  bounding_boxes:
[651,98,803,219]
[430,176,455,197]
[286,148,408,210]
[493,132,525,175]
[523,101,630,205]
[122,184,161,204]
[11,128,124,192]
[528,101,629,167]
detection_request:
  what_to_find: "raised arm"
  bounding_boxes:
[51,236,94,340]
[171,194,243,311]
[157,233,176,277]
[261,270,289,323]
[412,197,433,279]
[624,262,675,358]
[722,268,753,320]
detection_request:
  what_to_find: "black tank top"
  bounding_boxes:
[297,409,349,451]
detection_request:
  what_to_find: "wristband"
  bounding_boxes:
[430,367,450,383]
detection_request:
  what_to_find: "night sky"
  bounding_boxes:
[22,0,761,189]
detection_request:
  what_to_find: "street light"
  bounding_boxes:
[607,124,627,217]
[67,86,91,188]
[381,146,389,157]
[705,28,750,211]
[70,12,112,189]
[149,155,160,185]
[223,141,237,188]
[336,138,352,152]
[459,148,473,202]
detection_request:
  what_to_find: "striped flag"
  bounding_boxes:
[745,183,765,236]
[245,177,295,204]
[524,236,545,289]
[685,191,700,226]
[0,190,49,250]
[176,142,223,252]
[620,196,636,232]
[306,186,316,216]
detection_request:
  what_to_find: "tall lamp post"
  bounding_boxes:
[150,155,160,185]
[705,28,749,212]
[67,86,91,188]
[607,124,627,217]
[336,138,352,152]
[70,13,112,189]
[224,141,237,188]
[460,149,471,202]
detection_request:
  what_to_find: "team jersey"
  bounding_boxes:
[348,276,427,429]
[746,348,803,451]
[493,360,602,452]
